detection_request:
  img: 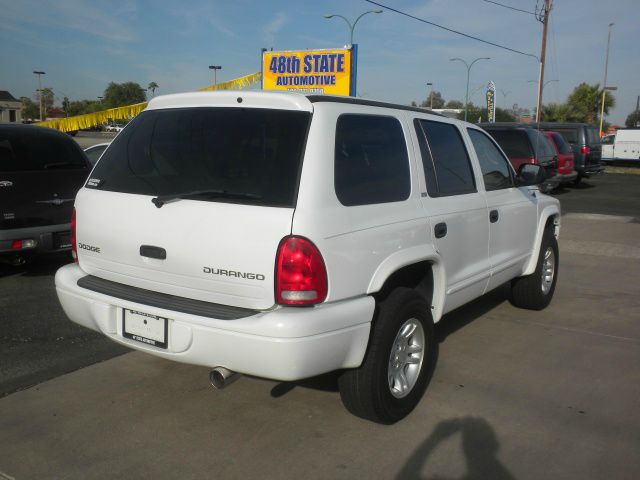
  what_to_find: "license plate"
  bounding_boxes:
[123,309,168,349]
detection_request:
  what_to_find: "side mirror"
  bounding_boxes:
[517,163,546,187]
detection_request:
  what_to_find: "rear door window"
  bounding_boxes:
[0,130,87,172]
[334,114,410,206]
[416,119,476,196]
[586,127,600,145]
[553,128,578,145]
[91,108,311,208]
[467,128,514,191]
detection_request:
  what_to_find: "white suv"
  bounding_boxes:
[55,92,560,423]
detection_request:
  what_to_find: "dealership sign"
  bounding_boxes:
[262,47,356,96]
[486,81,496,123]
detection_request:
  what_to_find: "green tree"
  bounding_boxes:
[147,81,159,97]
[20,96,39,120]
[421,91,445,109]
[445,100,464,109]
[456,104,516,123]
[65,99,103,116]
[38,87,55,118]
[102,82,147,108]
[566,82,615,124]
[541,103,582,122]
[62,96,71,115]
[625,110,640,128]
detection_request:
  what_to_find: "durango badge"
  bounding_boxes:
[203,267,265,281]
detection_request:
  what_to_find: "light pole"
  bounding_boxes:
[323,9,382,46]
[33,70,46,121]
[449,57,490,122]
[209,65,222,87]
[599,23,614,136]
[427,82,433,109]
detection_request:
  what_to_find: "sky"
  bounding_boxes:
[0,0,638,124]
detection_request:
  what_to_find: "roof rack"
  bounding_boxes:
[306,95,443,116]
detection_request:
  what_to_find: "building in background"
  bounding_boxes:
[0,91,22,124]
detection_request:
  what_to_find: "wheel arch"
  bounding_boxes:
[523,205,560,276]
[367,246,447,322]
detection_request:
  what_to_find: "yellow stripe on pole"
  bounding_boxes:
[35,72,262,133]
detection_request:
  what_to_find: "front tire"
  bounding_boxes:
[338,288,437,424]
[510,228,559,310]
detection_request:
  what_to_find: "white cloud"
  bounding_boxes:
[263,12,288,44]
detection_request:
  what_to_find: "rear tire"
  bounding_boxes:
[338,288,437,424]
[510,228,558,310]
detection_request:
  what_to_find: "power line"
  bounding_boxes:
[482,0,536,16]
[364,0,539,60]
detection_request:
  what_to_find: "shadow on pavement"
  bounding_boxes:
[395,417,515,480]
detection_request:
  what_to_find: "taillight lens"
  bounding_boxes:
[580,145,590,155]
[71,208,77,262]
[275,236,327,306]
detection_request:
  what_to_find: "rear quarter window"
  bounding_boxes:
[334,114,410,206]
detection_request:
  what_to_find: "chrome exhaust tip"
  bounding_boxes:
[209,367,240,389]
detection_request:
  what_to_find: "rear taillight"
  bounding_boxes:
[580,145,590,155]
[529,156,537,164]
[71,208,77,262]
[275,236,327,306]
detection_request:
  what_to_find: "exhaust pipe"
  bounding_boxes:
[209,367,240,389]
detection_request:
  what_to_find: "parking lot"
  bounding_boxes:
[1,167,639,479]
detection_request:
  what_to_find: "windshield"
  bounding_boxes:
[89,107,311,207]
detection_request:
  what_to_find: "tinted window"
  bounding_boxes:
[467,129,514,191]
[85,144,108,166]
[553,128,578,145]
[601,135,614,145]
[418,120,475,196]
[586,127,600,145]
[91,108,310,207]
[530,130,555,160]
[0,129,87,172]
[484,129,533,158]
[335,114,410,206]
[550,132,572,154]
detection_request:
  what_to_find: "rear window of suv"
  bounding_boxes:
[483,129,533,158]
[0,129,87,172]
[90,107,310,208]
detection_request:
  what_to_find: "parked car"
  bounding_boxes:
[55,92,560,424]
[104,123,124,133]
[479,123,559,191]
[544,131,577,185]
[532,122,603,184]
[601,128,640,163]
[0,124,91,265]
[84,142,110,166]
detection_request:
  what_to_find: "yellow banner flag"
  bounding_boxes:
[35,72,262,133]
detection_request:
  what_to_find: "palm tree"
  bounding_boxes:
[147,82,159,97]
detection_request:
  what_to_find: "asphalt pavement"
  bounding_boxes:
[0,172,639,479]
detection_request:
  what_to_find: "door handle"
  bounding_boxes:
[434,222,447,239]
[489,210,499,223]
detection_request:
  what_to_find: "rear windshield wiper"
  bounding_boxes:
[151,189,262,208]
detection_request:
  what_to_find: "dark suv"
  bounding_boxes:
[479,123,558,191]
[0,124,91,264]
[531,122,603,184]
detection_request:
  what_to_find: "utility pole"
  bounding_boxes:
[427,82,433,109]
[599,23,614,136]
[33,70,46,121]
[535,0,552,123]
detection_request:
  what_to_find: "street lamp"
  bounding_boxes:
[33,70,46,121]
[599,23,614,136]
[449,57,490,122]
[209,65,222,86]
[427,82,433,109]
[323,9,383,46]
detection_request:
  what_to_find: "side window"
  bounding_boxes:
[416,119,476,196]
[334,114,410,206]
[467,129,514,191]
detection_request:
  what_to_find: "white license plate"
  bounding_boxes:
[123,309,168,349]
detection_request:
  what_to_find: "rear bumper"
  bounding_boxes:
[575,164,604,176]
[553,170,578,184]
[0,223,71,256]
[55,264,374,381]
